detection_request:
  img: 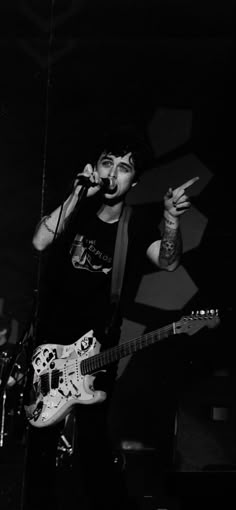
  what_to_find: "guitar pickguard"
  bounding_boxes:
[25,330,106,428]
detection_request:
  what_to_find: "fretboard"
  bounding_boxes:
[81,322,175,375]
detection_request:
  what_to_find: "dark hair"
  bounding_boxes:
[92,125,153,179]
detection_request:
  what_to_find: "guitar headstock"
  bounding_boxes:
[176,309,220,336]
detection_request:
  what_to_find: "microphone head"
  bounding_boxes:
[102,177,117,194]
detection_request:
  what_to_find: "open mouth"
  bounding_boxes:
[105,177,117,194]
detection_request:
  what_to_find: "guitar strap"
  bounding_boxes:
[106,203,132,334]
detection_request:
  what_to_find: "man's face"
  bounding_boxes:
[96,152,137,199]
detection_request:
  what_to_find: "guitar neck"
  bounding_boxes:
[81,322,175,375]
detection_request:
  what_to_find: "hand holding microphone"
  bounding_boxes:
[74,164,117,197]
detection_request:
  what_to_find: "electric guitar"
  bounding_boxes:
[24,309,220,428]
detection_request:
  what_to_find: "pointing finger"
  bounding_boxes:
[178,176,199,191]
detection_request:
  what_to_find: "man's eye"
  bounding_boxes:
[120,166,130,173]
[102,160,112,166]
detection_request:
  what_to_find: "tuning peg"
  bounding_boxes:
[191,310,201,318]
[190,308,219,320]
[207,309,219,317]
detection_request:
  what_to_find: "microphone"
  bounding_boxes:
[76,175,117,193]
[100,177,117,193]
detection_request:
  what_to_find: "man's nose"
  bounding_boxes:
[108,165,118,178]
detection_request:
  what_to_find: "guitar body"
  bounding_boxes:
[24,330,106,428]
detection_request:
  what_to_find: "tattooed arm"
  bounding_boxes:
[158,212,182,270]
[146,212,182,271]
[32,193,78,251]
[32,163,101,251]
[146,176,199,270]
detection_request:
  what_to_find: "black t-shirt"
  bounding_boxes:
[36,198,160,347]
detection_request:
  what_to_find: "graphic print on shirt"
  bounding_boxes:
[70,234,112,274]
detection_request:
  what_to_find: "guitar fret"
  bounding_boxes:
[82,324,174,375]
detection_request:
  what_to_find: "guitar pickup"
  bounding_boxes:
[51,369,61,389]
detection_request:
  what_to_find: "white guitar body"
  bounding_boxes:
[25,330,106,428]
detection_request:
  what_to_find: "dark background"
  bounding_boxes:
[0,0,234,320]
[0,1,235,507]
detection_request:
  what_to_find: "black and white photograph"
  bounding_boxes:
[0,1,234,509]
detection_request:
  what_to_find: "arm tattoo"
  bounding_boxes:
[41,215,58,236]
[159,224,182,268]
